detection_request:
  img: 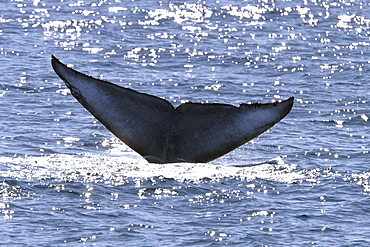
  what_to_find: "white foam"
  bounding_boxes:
[0,154,304,184]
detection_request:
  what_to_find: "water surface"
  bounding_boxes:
[1,0,370,246]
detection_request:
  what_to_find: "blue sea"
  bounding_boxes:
[1,0,370,246]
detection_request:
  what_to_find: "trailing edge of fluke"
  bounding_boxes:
[51,55,294,164]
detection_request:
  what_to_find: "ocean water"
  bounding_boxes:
[1,0,370,246]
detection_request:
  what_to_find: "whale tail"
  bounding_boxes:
[51,55,294,163]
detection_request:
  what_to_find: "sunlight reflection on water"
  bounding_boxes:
[1,0,370,245]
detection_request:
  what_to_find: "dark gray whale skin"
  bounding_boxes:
[51,55,294,163]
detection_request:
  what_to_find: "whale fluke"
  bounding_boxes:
[51,55,294,163]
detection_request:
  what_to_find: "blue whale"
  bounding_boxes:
[51,55,293,163]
